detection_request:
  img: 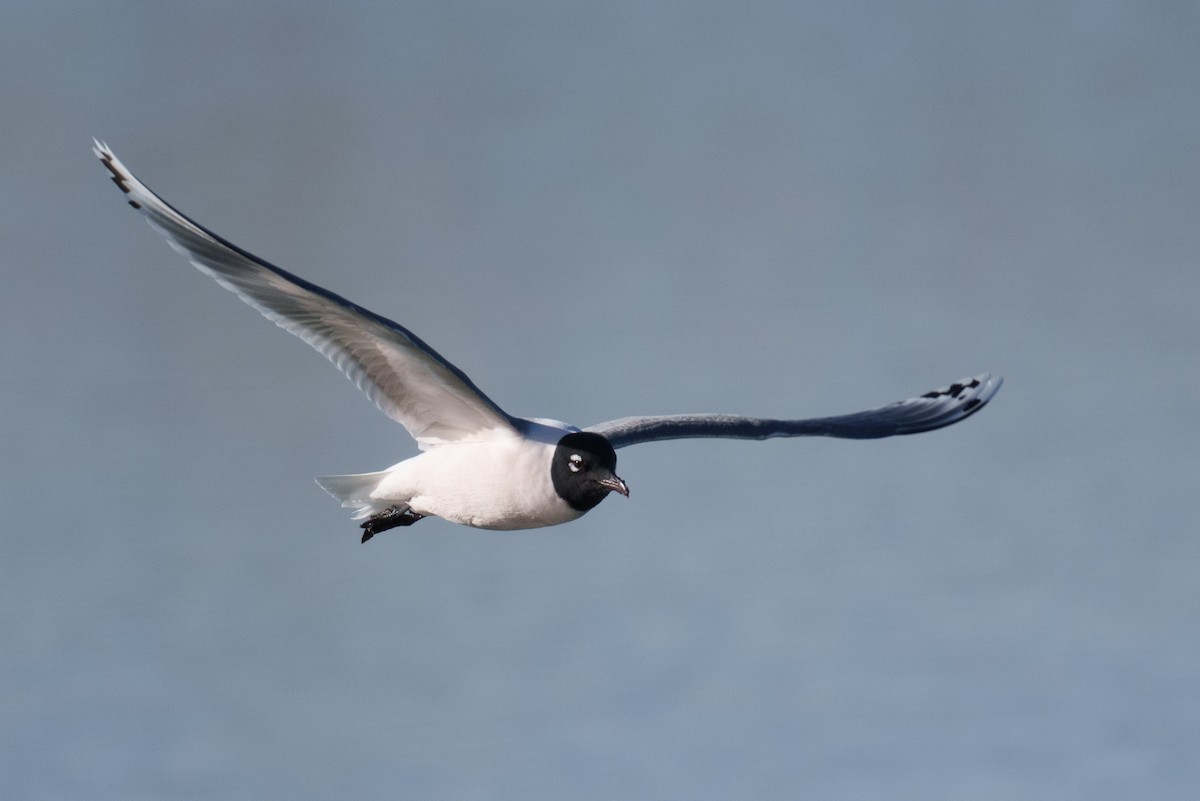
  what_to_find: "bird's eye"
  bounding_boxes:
[569,454,584,473]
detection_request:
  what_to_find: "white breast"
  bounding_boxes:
[371,433,582,530]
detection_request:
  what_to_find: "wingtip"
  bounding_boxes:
[957,372,1002,420]
[975,372,1003,405]
[924,372,1002,402]
[913,372,1002,426]
[92,139,144,208]
[92,137,114,162]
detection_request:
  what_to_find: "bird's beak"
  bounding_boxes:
[599,474,630,497]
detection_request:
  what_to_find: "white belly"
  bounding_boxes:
[370,436,583,530]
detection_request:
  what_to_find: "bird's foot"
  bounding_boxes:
[360,504,425,543]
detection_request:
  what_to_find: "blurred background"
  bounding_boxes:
[3,1,1199,798]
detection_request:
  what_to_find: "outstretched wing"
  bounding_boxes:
[586,374,1002,449]
[95,141,519,448]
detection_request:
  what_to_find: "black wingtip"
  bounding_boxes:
[97,153,124,188]
[95,141,137,198]
[921,376,981,401]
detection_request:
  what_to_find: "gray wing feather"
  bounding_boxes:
[587,374,1002,449]
[95,141,518,448]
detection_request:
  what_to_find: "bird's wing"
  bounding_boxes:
[95,141,519,448]
[586,374,1002,449]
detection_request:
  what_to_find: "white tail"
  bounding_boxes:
[315,471,390,519]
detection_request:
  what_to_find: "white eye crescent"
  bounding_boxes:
[569,454,583,473]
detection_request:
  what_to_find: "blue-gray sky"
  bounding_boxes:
[4,2,1199,799]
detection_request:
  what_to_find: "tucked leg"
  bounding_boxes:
[360,504,425,543]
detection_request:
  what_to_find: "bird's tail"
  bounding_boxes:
[315,471,391,520]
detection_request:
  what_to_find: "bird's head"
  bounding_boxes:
[550,431,629,512]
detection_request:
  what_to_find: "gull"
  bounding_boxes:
[94,141,1002,542]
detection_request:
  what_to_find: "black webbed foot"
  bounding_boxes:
[360,504,425,543]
